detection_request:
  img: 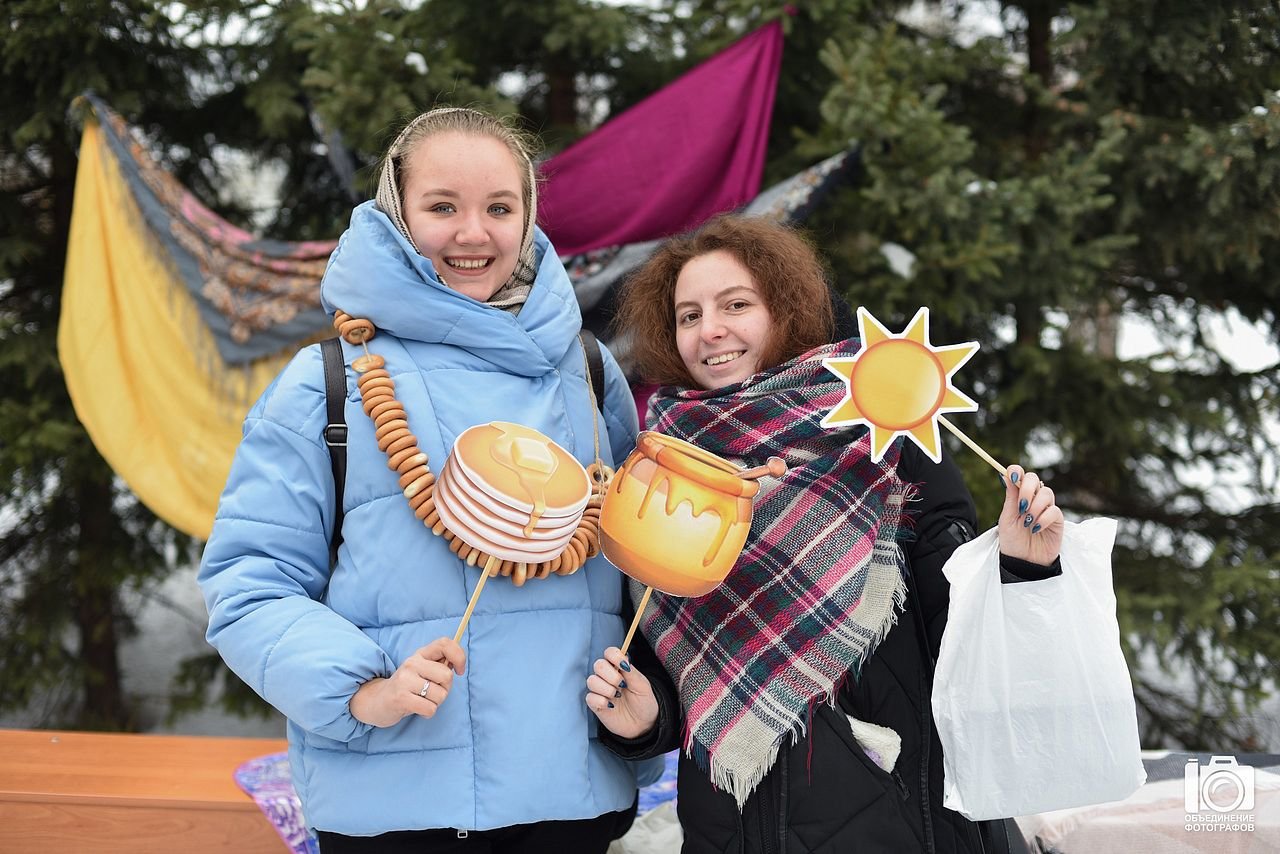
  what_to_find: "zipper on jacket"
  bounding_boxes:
[915,615,937,854]
[758,769,776,854]
[892,768,910,801]
[776,756,788,853]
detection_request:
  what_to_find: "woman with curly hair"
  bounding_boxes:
[586,214,1055,854]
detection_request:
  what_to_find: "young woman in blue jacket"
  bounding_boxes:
[200,107,661,853]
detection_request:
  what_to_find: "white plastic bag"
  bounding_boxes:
[932,518,1146,820]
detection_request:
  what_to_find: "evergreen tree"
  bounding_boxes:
[9,0,1275,748]
[226,0,494,237]
[204,1,684,235]
[800,0,1280,748]
[0,0,238,728]
[421,0,674,148]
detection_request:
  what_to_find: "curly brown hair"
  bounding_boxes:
[614,215,835,387]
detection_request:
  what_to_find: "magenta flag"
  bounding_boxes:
[538,21,784,256]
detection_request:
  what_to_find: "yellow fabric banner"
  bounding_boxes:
[59,120,291,539]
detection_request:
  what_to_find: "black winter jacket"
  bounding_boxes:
[603,445,1057,854]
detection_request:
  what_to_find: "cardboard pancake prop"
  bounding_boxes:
[435,422,592,638]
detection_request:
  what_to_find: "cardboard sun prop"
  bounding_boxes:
[822,307,1005,475]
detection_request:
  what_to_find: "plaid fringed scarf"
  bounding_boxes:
[640,338,912,807]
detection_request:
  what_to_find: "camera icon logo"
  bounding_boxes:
[1184,756,1255,813]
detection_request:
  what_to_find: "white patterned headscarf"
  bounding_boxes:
[375,107,538,312]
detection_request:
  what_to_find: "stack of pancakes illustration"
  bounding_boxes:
[434,421,594,641]
[436,422,591,567]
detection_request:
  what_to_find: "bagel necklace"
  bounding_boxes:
[331,310,612,587]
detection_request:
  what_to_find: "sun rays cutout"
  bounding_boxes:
[822,307,991,467]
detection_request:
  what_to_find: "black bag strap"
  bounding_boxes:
[320,337,348,564]
[579,329,606,407]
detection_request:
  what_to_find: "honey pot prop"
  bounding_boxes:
[331,310,609,643]
[599,431,786,656]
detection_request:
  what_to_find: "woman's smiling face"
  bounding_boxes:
[401,130,525,301]
[673,250,775,390]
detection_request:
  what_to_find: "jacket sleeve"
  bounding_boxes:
[198,354,395,743]
[899,444,979,663]
[597,581,683,761]
[598,340,640,464]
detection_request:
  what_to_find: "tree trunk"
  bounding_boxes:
[1024,3,1123,360]
[1017,2,1055,348]
[546,52,579,135]
[47,133,132,730]
[1024,1,1054,162]
[72,464,130,730]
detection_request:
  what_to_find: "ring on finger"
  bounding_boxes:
[418,679,432,699]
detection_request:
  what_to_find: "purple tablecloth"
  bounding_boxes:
[233,753,320,854]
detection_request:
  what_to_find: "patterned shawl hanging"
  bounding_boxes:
[641,338,912,806]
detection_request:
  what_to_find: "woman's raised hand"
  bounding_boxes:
[998,464,1064,567]
[350,637,467,728]
[585,646,659,739]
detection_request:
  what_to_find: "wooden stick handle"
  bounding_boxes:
[619,585,654,658]
[453,554,497,643]
[737,456,787,480]
[938,416,1006,476]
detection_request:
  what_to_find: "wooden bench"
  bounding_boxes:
[0,729,291,853]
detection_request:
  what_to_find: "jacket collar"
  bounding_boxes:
[320,201,580,376]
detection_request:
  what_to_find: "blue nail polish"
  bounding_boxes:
[999,474,1006,486]
[619,679,627,689]
[614,689,621,698]
[1024,513,1033,527]
[607,702,615,709]
[1019,498,1028,514]
[618,660,632,673]
[1010,472,1020,484]
[1032,524,1042,534]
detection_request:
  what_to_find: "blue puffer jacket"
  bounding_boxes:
[200,202,662,835]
